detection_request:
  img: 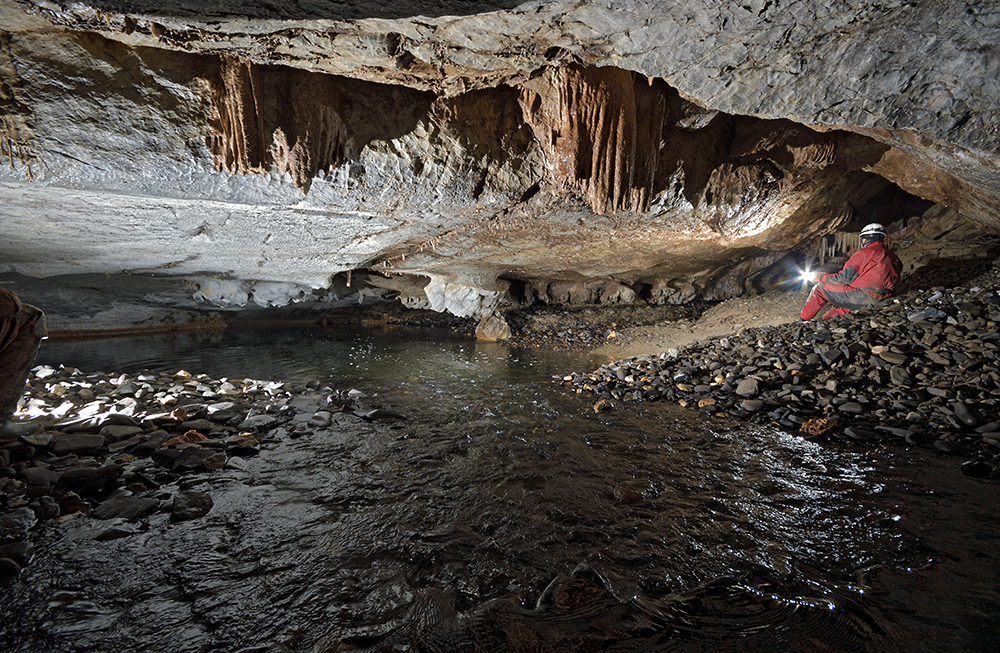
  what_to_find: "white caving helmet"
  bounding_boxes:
[861,222,885,238]
[860,222,886,242]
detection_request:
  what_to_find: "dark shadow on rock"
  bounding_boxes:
[897,246,1000,294]
[69,0,526,21]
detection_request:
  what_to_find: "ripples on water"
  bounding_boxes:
[2,325,998,652]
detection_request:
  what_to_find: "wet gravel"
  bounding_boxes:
[0,367,394,582]
[504,303,706,350]
[562,280,1000,479]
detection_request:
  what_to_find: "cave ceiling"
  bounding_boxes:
[1,0,999,325]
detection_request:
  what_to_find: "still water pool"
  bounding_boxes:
[3,325,999,652]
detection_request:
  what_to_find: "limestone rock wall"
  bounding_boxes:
[0,0,998,330]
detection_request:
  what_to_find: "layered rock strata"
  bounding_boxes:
[0,1,998,329]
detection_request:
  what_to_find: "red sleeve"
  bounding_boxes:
[821,249,865,285]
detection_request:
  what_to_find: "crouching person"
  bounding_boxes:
[801,223,902,321]
[0,286,46,437]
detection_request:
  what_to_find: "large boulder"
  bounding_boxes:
[56,465,124,497]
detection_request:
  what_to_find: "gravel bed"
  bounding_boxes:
[562,280,1000,479]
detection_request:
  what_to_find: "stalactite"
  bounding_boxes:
[519,64,665,215]
[208,56,348,193]
[630,76,666,211]
[0,32,41,176]
[210,55,268,176]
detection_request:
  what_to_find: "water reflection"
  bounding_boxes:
[40,326,592,395]
[2,326,997,652]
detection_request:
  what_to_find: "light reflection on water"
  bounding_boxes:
[2,325,997,652]
[39,326,603,431]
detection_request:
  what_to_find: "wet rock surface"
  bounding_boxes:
[3,319,1000,651]
[505,303,705,351]
[564,278,1000,479]
[0,365,403,580]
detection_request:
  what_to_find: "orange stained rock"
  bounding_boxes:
[519,64,665,215]
[162,430,208,447]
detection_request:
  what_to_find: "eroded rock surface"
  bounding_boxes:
[0,0,998,329]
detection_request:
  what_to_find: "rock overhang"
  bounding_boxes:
[1,0,999,330]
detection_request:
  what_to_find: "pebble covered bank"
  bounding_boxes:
[563,279,1000,480]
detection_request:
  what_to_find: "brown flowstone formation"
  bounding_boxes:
[210,56,268,178]
[209,56,348,193]
[519,65,665,215]
[0,32,39,177]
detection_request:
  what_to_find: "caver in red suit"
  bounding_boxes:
[0,286,46,437]
[800,223,902,321]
